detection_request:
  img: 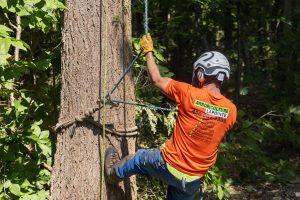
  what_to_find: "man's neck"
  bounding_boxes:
[203,83,222,97]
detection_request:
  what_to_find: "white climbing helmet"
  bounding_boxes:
[193,51,230,83]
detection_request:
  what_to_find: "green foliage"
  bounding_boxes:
[203,166,230,200]
[0,0,65,32]
[0,93,52,199]
[0,24,29,65]
[133,36,176,148]
[134,0,300,199]
[217,105,300,184]
[0,0,299,199]
[0,0,64,198]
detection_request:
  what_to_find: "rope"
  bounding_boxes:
[105,0,173,113]
[54,107,99,131]
[108,99,174,112]
[100,0,109,198]
[54,0,173,133]
[145,0,148,34]
[108,51,142,96]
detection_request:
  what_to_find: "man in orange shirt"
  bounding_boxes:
[105,34,237,200]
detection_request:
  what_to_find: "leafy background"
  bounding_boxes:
[1,0,300,199]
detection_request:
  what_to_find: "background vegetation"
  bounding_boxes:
[1,0,300,199]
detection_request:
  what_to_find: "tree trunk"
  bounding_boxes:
[50,0,137,199]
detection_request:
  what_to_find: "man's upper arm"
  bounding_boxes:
[154,77,172,94]
[163,79,190,104]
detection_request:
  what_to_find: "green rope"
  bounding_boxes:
[100,0,108,198]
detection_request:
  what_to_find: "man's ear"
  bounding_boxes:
[197,70,204,81]
[192,68,200,87]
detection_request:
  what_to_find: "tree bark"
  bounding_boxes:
[50,0,136,199]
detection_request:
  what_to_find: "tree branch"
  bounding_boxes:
[14,15,22,61]
[42,163,53,172]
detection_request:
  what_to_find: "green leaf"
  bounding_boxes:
[0,53,11,65]
[34,59,52,71]
[0,0,7,8]
[56,1,66,9]
[9,184,21,196]
[21,179,32,189]
[16,8,31,16]
[33,126,41,137]
[240,87,249,96]
[217,185,224,199]
[20,194,37,200]
[0,38,12,65]
[38,143,51,156]
[36,190,48,199]
[6,150,16,161]
[3,180,12,188]
[26,134,40,142]
[39,130,49,140]
[14,99,27,116]
[263,121,275,130]
[154,50,165,62]
[0,25,13,37]
[31,119,43,129]
[4,81,15,90]
[11,40,28,51]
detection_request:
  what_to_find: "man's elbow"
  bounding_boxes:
[151,77,163,87]
[152,77,171,92]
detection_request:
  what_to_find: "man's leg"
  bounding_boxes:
[105,147,169,183]
[105,146,203,199]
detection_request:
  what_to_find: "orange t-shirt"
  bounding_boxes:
[162,80,237,176]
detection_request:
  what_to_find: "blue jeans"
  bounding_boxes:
[116,148,203,200]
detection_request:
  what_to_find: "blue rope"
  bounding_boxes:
[108,51,142,96]
[145,0,148,34]
[110,99,174,112]
[106,0,173,113]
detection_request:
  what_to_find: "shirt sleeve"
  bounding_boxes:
[227,104,237,131]
[165,80,191,104]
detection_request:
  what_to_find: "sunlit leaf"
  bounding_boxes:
[11,40,28,51]
[9,184,21,196]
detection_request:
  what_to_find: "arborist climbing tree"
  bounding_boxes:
[104,33,237,199]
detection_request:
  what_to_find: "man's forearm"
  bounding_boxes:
[145,52,171,93]
[146,52,162,84]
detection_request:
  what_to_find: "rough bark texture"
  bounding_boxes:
[50,0,136,199]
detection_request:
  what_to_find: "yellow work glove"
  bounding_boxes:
[140,33,153,55]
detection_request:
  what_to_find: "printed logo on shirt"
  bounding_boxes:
[194,100,229,119]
